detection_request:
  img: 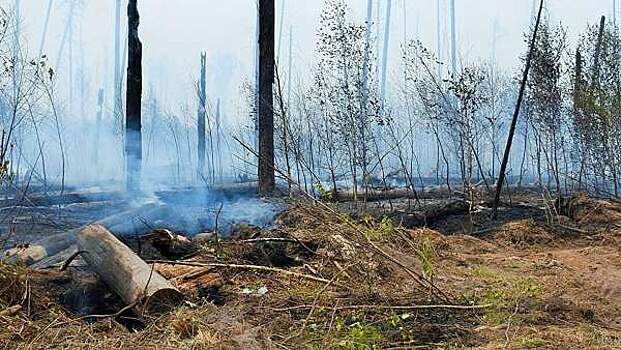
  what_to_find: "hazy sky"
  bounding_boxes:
[14,0,617,122]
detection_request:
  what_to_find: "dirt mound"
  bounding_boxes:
[562,193,621,227]
[493,219,555,248]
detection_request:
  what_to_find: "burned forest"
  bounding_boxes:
[3,0,621,349]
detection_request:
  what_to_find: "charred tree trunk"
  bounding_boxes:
[492,0,544,219]
[258,0,276,194]
[198,52,207,176]
[114,0,122,121]
[126,0,142,192]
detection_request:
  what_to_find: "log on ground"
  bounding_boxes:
[2,203,168,266]
[77,224,183,315]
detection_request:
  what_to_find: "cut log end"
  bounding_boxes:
[78,225,183,316]
[141,288,184,316]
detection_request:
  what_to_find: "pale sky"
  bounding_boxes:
[13,0,617,123]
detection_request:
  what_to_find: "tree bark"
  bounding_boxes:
[126,0,142,192]
[492,0,545,219]
[77,225,182,315]
[258,0,276,194]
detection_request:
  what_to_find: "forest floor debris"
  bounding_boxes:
[1,192,621,349]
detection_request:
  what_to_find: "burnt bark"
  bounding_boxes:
[258,0,276,195]
[492,0,544,219]
[126,0,142,192]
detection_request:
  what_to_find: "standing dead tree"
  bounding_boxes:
[258,0,276,194]
[197,52,207,177]
[38,0,54,58]
[492,0,544,218]
[114,0,123,123]
[125,0,142,192]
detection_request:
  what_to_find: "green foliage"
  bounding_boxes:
[334,321,383,350]
[470,266,501,280]
[462,271,543,326]
[314,182,334,201]
[365,216,395,240]
[515,335,547,349]
[416,238,437,279]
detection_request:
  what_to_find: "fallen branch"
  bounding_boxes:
[273,303,493,312]
[295,264,354,340]
[0,305,22,316]
[55,301,139,326]
[59,250,85,271]
[147,260,339,287]
[228,237,299,244]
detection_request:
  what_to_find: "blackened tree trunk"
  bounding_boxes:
[114,0,122,121]
[126,0,142,192]
[492,0,544,219]
[258,0,275,194]
[198,52,207,176]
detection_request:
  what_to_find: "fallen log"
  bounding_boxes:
[388,200,470,228]
[77,225,183,315]
[335,188,421,202]
[0,190,127,209]
[2,203,168,266]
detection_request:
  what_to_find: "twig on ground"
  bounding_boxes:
[290,263,354,341]
[55,301,139,326]
[146,260,341,287]
[222,237,298,244]
[59,250,85,271]
[273,303,492,312]
[0,304,22,316]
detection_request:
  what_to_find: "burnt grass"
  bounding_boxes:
[2,191,621,349]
